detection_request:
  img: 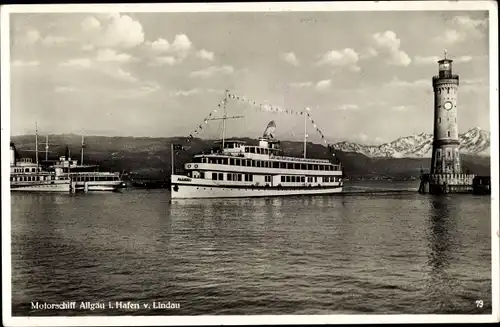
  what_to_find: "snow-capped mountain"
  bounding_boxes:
[331,127,490,158]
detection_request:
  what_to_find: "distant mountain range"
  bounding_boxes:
[10,127,491,180]
[331,127,490,158]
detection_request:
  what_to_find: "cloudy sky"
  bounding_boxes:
[8,9,490,145]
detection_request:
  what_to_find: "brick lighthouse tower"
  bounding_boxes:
[430,50,461,175]
[419,51,475,194]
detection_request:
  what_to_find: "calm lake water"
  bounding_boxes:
[10,181,492,315]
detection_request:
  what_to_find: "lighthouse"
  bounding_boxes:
[430,50,461,175]
[418,51,476,194]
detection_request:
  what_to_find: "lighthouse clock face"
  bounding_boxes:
[443,101,453,110]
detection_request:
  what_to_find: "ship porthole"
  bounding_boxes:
[173,185,179,192]
[194,164,198,168]
[187,164,191,168]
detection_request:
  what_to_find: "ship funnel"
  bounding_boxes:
[262,120,276,139]
[10,142,16,165]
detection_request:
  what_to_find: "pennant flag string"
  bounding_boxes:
[183,91,333,148]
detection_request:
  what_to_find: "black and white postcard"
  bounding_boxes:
[1,1,498,326]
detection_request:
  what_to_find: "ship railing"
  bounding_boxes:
[270,155,331,164]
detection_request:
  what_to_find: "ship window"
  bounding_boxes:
[25,168,29,172]
[235,159,240,166]
[223,158,228,165]
[238,174,242,181]
[245,147,249,153]
[212,173,217,181]
[279,162,285,169]
[250,147,255,154]
[256,161,261,167]
[229,158,234,165]
[218,173,223,180]
[300,164,306,170]
[281,176,285,182]
[227,174,232,181]
[301,176,305,183]
[273,162,279,168]
[447,131,450,137]
[286,176,291,183]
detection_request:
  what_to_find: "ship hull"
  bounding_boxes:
[72,181,124,192]
[11,181,71,193]
[170,176,343,199]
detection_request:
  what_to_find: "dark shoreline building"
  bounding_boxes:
[418,52,477,194]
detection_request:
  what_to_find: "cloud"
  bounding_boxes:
[54,86,77,93]
[17,29,41,45]
[433,15,487,45]
[392,105,411,111]
[289,81,313,88]
[171,88,223,97]
[82,44,94,51]
[455,55,473,63]
[12,60,40,67]
[148,38,171,52]
[281,52,299,66]
[315,79,332,91]
[96,48,133,62]
[413,55,441,65]
[318,48,360,72]
[59,58,92,68]
[16,29,69,47]
[385,77,429,88]
[152,56,178,66]
[112,68,139,83]
[171,34,192,52]
[146,34,193,63]
[338,104,359,111]
[81,16,101,31]
[461,78,488,93]
[360,47,378,59]
[190,65,234,78]
[372,31,411,66]
[85,13,144,49]
[40,35,70,46]
[196,49,215,61]
[414,54,473,65]
[114,82,160,99]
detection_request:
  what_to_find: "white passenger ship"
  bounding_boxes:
[171,136,343,199]
[10,143,71,192]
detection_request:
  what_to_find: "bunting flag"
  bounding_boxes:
[182,91,334,149]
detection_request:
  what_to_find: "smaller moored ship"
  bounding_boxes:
[49,151,125,192]
[46,134,125,193]
[10,142,72,192]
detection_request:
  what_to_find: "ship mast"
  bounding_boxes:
[207,90,243,149]
[81,133,85,165]
[304,108,310,158]
[222,90,228,150]
[45,135,48,161]
[35,122,39,166]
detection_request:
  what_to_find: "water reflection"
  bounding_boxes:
[425,195,460,312]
